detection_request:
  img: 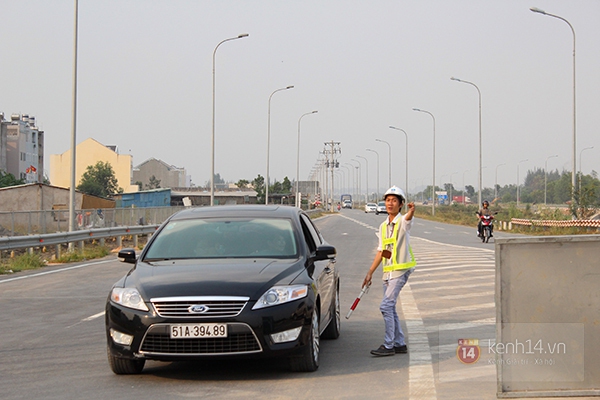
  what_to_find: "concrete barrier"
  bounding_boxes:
[495,235,600,397]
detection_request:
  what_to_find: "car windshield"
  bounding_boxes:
[144,217,298,260]
[378,202,385,206]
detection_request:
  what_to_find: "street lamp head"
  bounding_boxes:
[530,7,546,15]
[412,108,421,112]
[450,77,460,82]
[286,85,294,90]
[237,33,249,38]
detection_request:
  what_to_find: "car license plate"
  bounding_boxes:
[170,323,227,339]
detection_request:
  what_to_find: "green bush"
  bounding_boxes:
[56,246,110,263]
[0,253,46,274]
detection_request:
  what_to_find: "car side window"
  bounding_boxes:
[300,214,322,254]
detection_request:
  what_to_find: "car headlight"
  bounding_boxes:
[252,285,308,310]
[110,287,149,311]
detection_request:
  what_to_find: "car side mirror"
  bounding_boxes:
[314,244,336,261]
[118,248,137,264]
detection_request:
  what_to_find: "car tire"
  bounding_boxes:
[289,309,320,372]
[107,346,145,374]
[322,286,340,340]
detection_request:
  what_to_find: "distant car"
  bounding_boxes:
[106,205,340,374]
[375,201,387,215]
[364,202,377,213]
[342,200,352,209]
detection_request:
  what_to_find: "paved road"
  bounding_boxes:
[0,209,514,399]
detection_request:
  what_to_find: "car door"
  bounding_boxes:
[300,213,335,331]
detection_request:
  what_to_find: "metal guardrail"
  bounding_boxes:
[0,225,160,252]
[511,218,600,228]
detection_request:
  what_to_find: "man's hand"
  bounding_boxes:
[363,272,373,289]
[405,201,415,220]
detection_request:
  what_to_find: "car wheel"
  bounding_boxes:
[289,309,320,372]
[107,346,145,374]
[322,286,340,340]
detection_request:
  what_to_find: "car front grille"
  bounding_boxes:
[151,296,249,318]
[139,323,262,355]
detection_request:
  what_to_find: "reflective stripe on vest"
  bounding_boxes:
[380,221,416,272]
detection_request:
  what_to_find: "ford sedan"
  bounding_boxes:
[105,205,340,374]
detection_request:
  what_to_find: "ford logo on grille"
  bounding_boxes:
[188,305,209,314]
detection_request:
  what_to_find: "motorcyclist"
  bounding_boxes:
[477,200,493,237]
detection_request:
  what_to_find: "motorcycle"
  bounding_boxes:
[476,212,497,243]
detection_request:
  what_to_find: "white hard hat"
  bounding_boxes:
[383,186,406,201]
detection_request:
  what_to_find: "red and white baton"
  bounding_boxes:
[345,282,371,319]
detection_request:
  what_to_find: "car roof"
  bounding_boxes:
[168,205,301,221]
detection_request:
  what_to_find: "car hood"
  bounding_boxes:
[124,258,304,300]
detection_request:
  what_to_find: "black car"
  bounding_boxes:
[105,205,340,374]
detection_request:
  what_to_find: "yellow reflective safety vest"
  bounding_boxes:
[380,218,416,273]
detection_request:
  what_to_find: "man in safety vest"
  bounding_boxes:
[363,185,416,356]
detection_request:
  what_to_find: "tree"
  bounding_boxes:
[146,175,161,189]
[281,177,292,193]
[252,175,265,203]
[76,161,122,197]
[0,170,25,188]
[236,179,250,189]
[465,185,475,198]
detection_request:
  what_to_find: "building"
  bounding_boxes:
[112,188,172,208]
[170,188,257,206]
[49,137,138,193]
[0,113,44,183]
[132,158,189,189]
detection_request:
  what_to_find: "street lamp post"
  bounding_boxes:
[389,126,409,196]
[351,159,361,207]
[211,33,249,206]
[530,7,577,209]
[544,155,558,205]
[69,0,79,236]
[495,163,506,202]
[451,77,483,208]
[375,138,392,188]
[517,159,528,207]
[579,147,594,193]
[413,108,436,215]
[366,149,379,200]
[344,163,355,203]
[265,85,294,204]
[356,155,368,203]
[296,110,318,208]
[462,169,470,205]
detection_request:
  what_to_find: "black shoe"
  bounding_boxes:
[394,345,408,354]
[370,345,395,356]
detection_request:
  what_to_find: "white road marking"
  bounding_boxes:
[82,311,105,321]
[0,259,115,284]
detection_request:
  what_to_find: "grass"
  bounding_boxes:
[55,246,111,263]
[0,253,47,274]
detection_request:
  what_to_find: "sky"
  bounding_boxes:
[1,0,599,196]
